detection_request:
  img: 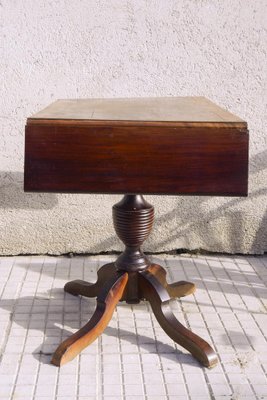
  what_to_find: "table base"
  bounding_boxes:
[51,195,218,368]
[51,261,217,368]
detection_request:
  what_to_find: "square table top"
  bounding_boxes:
[28,96,246,128]
[25,96,248,196]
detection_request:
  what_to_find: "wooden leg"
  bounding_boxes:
[147,264,196,298]
[139,269,218,368]
[51,195,219,369]
[64,263,117,298]
[51,272,128,366]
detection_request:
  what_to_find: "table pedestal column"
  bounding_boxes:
[51,195,218,368]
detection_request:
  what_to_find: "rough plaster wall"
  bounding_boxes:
[0,0,266,255]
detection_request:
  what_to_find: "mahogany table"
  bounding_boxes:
[24,97,248,368]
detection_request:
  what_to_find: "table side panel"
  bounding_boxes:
[24,125,249,196]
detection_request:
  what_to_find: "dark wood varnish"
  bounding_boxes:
[63,263,117,298]
[113,195,154,271]
[24,124,248,195]
[24,97,248,196]
[146,264,196,298]
[139,269,217,368]
[59,258,215,367]
[24,98,249,369]
[51,272,128,366]
[50,195,218,368]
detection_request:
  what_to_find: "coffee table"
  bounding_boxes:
[24,97,248,368]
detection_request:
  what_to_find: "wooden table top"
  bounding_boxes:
[25,96,248,196]
[28,97,246,128]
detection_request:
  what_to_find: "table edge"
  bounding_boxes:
[26,118,248,129]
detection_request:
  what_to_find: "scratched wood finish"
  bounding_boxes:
[27,97,245,123]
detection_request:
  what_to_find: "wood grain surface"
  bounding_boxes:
[139,269,218,368]
[24,124,248,195]
[51,272,128,366]
[25,97,248,196]
[27,97,245,124]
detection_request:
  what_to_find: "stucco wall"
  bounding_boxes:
[1,0,266,255]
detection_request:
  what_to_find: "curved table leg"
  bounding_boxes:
[147,264,196,298]
[52,271,128,366]
[139,269,218,368]
[64,263,117,298]
[167,281,196,298]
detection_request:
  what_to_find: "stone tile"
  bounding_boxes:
[124,384,144,396]
[0,254,266,400]
[145,383,167,396]
[166,383,187,396]
[78,385,98,397]
[0,385,13,397]
[103,385,122,396]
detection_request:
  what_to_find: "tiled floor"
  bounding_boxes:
[0,254,267,400]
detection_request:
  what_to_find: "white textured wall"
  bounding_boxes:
[1,1,266,255]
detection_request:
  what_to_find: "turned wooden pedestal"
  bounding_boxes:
[51,194,217,367]
[24,97,249,368]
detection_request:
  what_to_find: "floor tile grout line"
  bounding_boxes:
[1,258,28,399]
[11,256,44,400]
[242,261,267,396]
[223,259,267,399]
[197,262,231,400]
[166,257,200,400]
[0,257,16,299]
[218,257,266,388]
[204,257,245,396]
[175,257,224,397]
[205,257,248,315]
[54,256,71,400]
[132,301,150,400]
[0,256,18,361]
[35,255,60,399]
[117,301,126,400]
[97,258,104,400]
[205,257,258,398]
[196,258,242,399]
[180,257,217,400]
[250,311,267,355]
[243,257,267,311]
[99,333,104,400]
[76,256,86,400]
[145,258,173,400]
[170,258,196,400]
[166,256,203,400]
[228,258,267,313]
[231,258,267,395]
[9,256,36,400]
[1,254,266,400]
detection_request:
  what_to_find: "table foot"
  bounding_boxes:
[147,264,196,298]
[64,263,117,298]
[139,269,218,368]
[53,261,216,368]
[51,271,128,366]
[167,281,196,298]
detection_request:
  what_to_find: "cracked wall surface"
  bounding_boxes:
[0,0,266,255]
